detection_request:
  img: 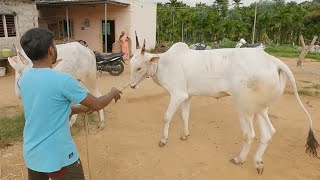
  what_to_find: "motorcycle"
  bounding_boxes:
[75,40,126,76]
[94,51,126,76]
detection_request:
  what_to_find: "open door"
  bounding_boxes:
[102,20,115,53]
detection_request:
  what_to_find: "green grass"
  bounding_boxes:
[300,80,312,83]
[312,84,320,90]
[265,45,320,60]
[0,113,25,145]
[0,112,98,147]
[298,89,314,96]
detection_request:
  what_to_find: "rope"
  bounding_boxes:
[120,83,130,91]
[84,113,93,180]
[83,83,129,179]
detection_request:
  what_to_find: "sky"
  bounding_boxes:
[144,0,311,7]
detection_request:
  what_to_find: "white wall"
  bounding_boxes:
[129,0,157,53]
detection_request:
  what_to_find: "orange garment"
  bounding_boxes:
[120,34,129,60]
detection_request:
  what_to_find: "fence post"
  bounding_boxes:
[297,36,318,66]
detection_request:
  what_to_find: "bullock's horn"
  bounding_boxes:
[135,31,140,49]
[141,39,146,55]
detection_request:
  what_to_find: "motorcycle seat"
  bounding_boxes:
[103,53,124,61]
[94,51,123,62]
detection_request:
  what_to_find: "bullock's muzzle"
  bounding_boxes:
[130,74,147,89]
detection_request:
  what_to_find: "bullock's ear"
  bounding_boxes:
[17,51,30,65]
[13,44,31,65]
[149,56,160,63]
[7,56,18,69]
[141,39,146,55]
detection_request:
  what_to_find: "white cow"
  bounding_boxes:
[129,41,319,174]
[8,42,106,128]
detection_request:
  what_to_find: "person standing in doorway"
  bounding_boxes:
[119,31,130,60]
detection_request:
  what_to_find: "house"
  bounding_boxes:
[0,0,38,75]
[36,0,157,54]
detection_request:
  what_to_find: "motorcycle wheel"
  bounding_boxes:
[109,61,125,76]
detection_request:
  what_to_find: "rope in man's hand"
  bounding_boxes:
[84,82,130,180]
[119,83,130,92]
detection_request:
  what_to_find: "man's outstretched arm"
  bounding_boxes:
[80,87,122,111]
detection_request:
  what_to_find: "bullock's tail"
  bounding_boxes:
[277,59,319,158]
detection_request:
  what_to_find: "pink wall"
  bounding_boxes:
[39,4,131,52]
[38,1,156,53]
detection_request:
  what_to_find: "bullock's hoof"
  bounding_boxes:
[158,141,166,147]
[98,123,105,130]
[229,157,244,165]
[256,161,264,175]
[256,167,264,175]
[180,135,189,141]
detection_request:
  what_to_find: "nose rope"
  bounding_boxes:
[120,83,130,91]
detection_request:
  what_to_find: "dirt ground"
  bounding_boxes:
[1,57,320,180]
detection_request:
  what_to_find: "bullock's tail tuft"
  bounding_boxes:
[306,129,320,158]
[274,57,319,159]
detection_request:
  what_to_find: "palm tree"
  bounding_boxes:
[306,3,320,20]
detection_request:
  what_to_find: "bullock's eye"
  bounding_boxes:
[136,67,142,71]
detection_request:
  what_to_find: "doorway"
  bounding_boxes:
[102,20,115,53]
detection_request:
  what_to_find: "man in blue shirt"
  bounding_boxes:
[19,28,122,180]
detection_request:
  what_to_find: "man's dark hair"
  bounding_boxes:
[20,28,54,61]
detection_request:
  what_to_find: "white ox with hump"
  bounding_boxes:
[8,42,106,128]
[129,41,319,174]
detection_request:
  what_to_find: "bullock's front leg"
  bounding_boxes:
[159,94,188,147]
[230,114,255,165]
[180,99,190,141]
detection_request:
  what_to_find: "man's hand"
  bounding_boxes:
[111,87,122,103]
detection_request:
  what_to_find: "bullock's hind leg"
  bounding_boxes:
[180,98,190,141]
[159,93,188,147]
[254,108,276,174]
[70,114,78,127]
[231,113,255,165]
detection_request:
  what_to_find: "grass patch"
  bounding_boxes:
[265,45,300,58]
[0,113,25,146]
[0,112,98,146]
[312,84,320,90]
[300,80,312,84]
[298,89,314,96]
[307,52,320,61]
[265,45,320,60]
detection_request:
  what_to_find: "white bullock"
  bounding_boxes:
[8,42,106,128]
[129,41,319,174]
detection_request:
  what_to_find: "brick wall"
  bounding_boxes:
[0,0,38,75]
[0,0,38,49]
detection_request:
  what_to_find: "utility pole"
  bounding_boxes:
[181,22,184,42]
[104,0,108,53]
[252,1,257,44]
